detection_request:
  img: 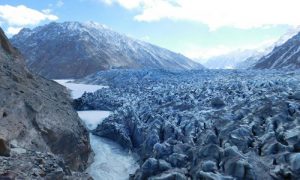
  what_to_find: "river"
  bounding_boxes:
[55,80,138,180]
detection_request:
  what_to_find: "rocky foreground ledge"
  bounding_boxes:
[0,28,91,179]
[0,148,91,179]
[75,69,300,179]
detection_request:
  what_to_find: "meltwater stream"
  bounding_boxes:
[78,111,139,180]
[55,80,139,180]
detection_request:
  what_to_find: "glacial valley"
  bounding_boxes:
[74,69,300,179]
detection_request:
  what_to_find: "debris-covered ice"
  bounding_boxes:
[75,69,300,179]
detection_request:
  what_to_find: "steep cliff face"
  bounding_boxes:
[0,27,91,177]
[11,21,204,79]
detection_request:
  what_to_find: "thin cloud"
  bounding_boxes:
[7,27,22,35]
[183,38,278,60]
[102,0,143,9]
[140,35,150,41]
[101,0,300,30]
[56,0,64,8]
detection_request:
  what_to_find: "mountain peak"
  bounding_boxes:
[83,21,110,30]
[51,21,109,32]
[11,21,204,79]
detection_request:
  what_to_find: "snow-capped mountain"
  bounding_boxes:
[200,44,281,69]
[11,21,204,79]
[235,47,275,69]
[202,49,262,69]
[199,27,300,69]
[253,32,300,69]
[235,55,262,69]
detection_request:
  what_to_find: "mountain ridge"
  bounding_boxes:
[197,27,300,69]
[11,21,204,79]
[0,27,91,178]
[253,32,300,69]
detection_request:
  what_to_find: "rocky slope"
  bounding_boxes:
[254,32,300,69]
[0,28,91,178]
[11,21,204,79]
[75,69,300,179]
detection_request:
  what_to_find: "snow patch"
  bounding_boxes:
[54,79,108,98]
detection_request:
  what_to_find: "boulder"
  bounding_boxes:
[211,97,226,108]
[223,159,255,179]
[288,92,300,100]
[93,122,132,149]
[290,153,300,174]
[201,160,218,173]
[167,153,188,168]
[195,171,234,180]
[204,131,219,145]
[0,138,10,157]
[158,159,172,172]
[196,144,222,162]
[154,143,173,158]
[149,171,187,180]
[228,127,253,152]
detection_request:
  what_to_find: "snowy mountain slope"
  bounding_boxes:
[202,49,262,69]
[253,32,300,69]
[200,27,300,69]
[11,21,204,79]
[235,48,274,69]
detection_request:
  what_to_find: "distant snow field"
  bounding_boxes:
[54,79,108,98]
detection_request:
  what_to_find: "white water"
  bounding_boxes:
[55,80,139,180]
[78,111,139,180]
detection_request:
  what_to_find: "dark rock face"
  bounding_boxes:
[254,32,300,70]
[76,69,300,179]
[211,97,226,108]
[0,27,91,177]
[289,91,300,100]
[0,138,10,157]
[11,21,204,79]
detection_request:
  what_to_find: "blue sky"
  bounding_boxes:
[0,0,299,60]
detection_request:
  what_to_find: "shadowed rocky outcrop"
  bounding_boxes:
[0,27,91,178]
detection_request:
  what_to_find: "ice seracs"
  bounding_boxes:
[75,69,300,179]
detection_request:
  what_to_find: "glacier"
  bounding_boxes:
[74,69,300,179]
